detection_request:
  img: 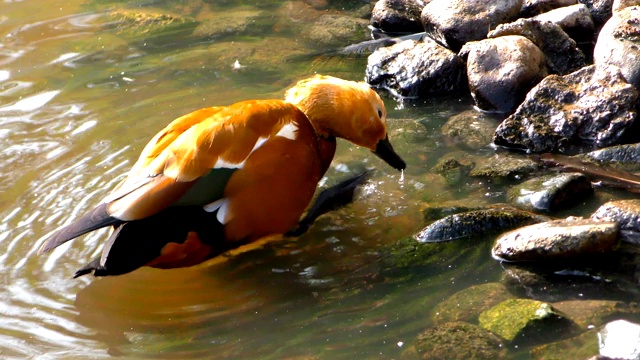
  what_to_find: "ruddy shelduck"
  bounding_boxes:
[39,75,406,277]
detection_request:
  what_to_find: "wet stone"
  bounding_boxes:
[370,0,425,33]
[432,283,515,324]
[431,157,474,186]
[507,172,593,212]
[488,18,586,75]
[580,0,615,25]
[441,110,500,150]
[520,0,578,17]
[552,300,640,329]
[533,4,596,45]
[365,38,466,98]
[530,329,599,360]
[582,143,640,165]
[305,14,370,47]
[107,9,198,44]
[492,217,619,262]
[463,35,548,113]
[421,0,523,52]
[415,207,549,243]
[413,321,507,360]
[421,200,491,222]
[479,298,575,343]
[592,199,640,244]
[493,65,638,153]
[469,153,540,179]
[598,319,640,359]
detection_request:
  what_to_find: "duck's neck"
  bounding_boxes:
[317,135,337,176]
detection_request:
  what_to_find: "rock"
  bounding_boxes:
[420,0,523,52]
[594,6,640,91]
[479,298,575,343]
[614,0,640,12]
[488,18,586,75]
[493,65,638,153]
[492,217,619,262]
[521,0,579,17]
[583,143,640,164]
[413,322,507,360]
[580,0,614,25]
[469,153,540,179]
[365,38,466,98]
[591,199,640,244]
[464,36,548,113]
[193,7,268,38]
[432,283,515,324]
[533,4,596,45]
[107,9,198,44]
[415,207,549,242]
[598,319,640,359]
[370,0,426,33]
[531,329,600,359]
[553,300,640,329]
[507,172,593,212]
[441,110,500,150]
[421,200,491,222]
[432,157,475,186]
[305,14,370,47]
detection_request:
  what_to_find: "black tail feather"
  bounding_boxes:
[39,203,122,254]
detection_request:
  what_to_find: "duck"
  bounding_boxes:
[38,75,406,277]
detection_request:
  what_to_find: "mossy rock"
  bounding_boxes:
[530,329,599,360]
[479,298,576,344]
[432,283,515,324]
[413,321,507,360]
[106,9,198,45]
[552,300,640,330]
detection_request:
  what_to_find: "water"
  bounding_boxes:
[1,0,634,359]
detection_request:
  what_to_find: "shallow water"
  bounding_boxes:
[1,0,636,359]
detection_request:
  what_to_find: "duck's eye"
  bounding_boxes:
[377,109,383,118]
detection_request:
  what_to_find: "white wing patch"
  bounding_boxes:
[212,136,270,170]
[203,198,231,224]
[276,122,298,140]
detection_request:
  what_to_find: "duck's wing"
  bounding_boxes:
[39,100,305,254]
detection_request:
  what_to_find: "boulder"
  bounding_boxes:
[507,172,593,212]
[533,4,596,45]
[488,18,586,75]
[579,0,614,25]
[421,0,523,52]
[591,199,640,244]
[492,217,619,262]
[594,6,640,91]
[432,283,515,324]
[441,110,500,150]
[521,0,578,17]
[413,322,507,360]
[469,153,540,179]
[370,0,426,33]
[494,65,638,153]
[464,35,548,113]
[598,319,640,359]
[366,38,466,98]
[614,0,640,12]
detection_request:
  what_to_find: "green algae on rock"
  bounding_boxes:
[432,283,515,324]
[479,298,575,343]
[413,321,507,360]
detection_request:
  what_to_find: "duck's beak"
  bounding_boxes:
[372,135,406,171]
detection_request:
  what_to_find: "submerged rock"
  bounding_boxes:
[469,153,540,179]
[370,0,426,33]
[530,329,599,359]
[464,35,548,113]
[494,65,638,153]
[598,319,640,359]
[413,321,506,360]
[431,157,475,186]
[591,199,640,244]
[507,172,593,212]
[553,300,640,329]
[366,38,466,98]
[432,283,515,324]
[479,298,575,343]
[441,110,500,150]
[107,9,198,44]
[594,6,640,91]
[583,143,640,164]
[492,217,619,262]
[420,0,523,52]
[415,207,549,242]
[488,18,586,75]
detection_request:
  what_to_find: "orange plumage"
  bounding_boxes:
[39,75,406,277]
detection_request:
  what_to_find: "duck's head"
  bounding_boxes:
[285,75,406,171]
